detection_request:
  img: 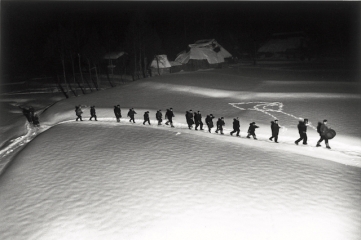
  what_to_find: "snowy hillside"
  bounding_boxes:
[0,68,360,240]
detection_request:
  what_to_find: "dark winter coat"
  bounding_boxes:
[233,119,240,130]
[297,121,307,133]
[75,107,83,116]
[319,123,329,136]
[90,107,96,116]
[127,109,136,118]
[114,106,121,117]
[248,123,259,134]
[271,121,281,135]
[217,118,225,127]
[144,112,149,120]
[206,115,214,128]
[156,111,162,120]
[194,112,202,123]
[185,111,194,124]
[165,109,174,120]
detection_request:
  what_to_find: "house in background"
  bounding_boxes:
[149,55,172,76]
[175,39,232,71]
[257,32,310,60]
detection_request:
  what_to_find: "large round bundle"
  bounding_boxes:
[325,129,336,139]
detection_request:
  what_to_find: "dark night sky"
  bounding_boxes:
[1,1,360,78]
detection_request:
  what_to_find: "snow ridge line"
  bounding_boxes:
[229,102,317,131]
[1,116,360,175]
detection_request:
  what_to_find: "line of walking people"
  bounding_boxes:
[74,105,334,149]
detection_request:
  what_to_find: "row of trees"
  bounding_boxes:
[43,12,163,98]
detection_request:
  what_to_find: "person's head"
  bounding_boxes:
[252,122,256,125]
[190,110,192,112]
[275,119,278,123]
[159,109,161,112]
[221,117,224,119]
[198,111,200,113]
[117,105,120,107]
[323,119,328,124]
[304,118,308,123]
[170,108,173,111]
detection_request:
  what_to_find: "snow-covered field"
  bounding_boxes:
[1,65,360,240]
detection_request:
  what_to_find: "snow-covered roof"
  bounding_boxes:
[175,40,230,65]
[150,55,171,68]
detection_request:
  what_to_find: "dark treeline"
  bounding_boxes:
[1,1,360,80]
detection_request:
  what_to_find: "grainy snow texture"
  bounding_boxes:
[1,122,360,240]
[1,66,361,240]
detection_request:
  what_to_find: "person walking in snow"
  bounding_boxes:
[127,108,136,123]
[316,119,332,149]
[269,119,281,143]
[295,118,308,145]
[185,110,194,129]
[246,122,259,139]
[75,105,83,121]
[114,105,122,122]
[230,117,240,137]
[205,114,215,133]
[156,110,162,125]
[165,108,175,128]
[215,117,225,135]
[89,106,97,121]
[194,111,204,131]
[143,111,151,125]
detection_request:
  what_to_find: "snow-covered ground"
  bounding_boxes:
[1,66,360,240]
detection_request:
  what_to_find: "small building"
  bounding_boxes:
[175,39,232,71]
[149,55,172,76]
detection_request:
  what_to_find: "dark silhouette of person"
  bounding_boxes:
[269,119,281,143]
[230,117,240,137]
[247,122,259,139]
[127,108,136,123]
[194,111,204,130]
[143,111,151,125]
[205,114,215,133]
[156,110,162,125]
[185,110,194,129]
[114,105,121,122]
[215,117,225,134]
[316,119,332,149]
[89,106,97,121]
[75,105,83,121]
[165,108,175,128]
[295,118,308,145]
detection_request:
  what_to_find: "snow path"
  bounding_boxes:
[1,112,361,176]
[1,122,360,240]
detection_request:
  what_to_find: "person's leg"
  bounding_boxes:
[316,136,324,146]
[303,133,307,144]
[325,138,331,149]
